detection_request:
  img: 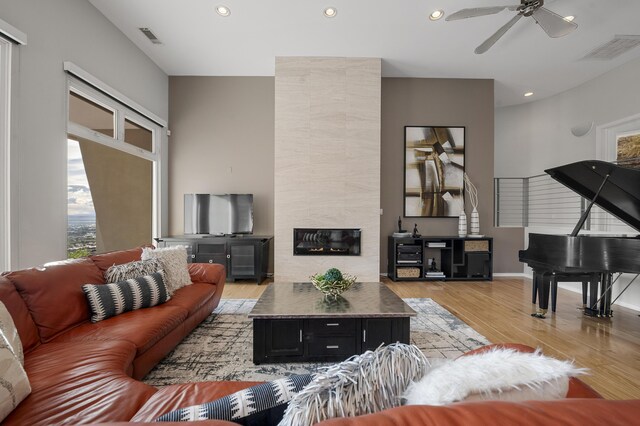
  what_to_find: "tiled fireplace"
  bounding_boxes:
[274,57,381,282]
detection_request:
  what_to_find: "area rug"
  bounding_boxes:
[144,298,489,386]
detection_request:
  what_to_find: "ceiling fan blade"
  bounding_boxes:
[475,14,523,54]
[532,7,578,38]
[446,6,514,21]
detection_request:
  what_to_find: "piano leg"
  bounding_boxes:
[584,273,613,317]
[532,272,538,305]
[581,279,589,308]
[532,271,550,318]
[600,273,613,317]
[584,277,600,317]
[551,273,558,313]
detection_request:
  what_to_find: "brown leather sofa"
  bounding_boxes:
[2,247,639,425]
[0,246,232,425]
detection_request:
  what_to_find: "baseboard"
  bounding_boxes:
[557,283,640,313]
[612,300,640,313]
[380,272,388,277]
[493,273,529,277]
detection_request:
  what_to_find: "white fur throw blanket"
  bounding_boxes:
[403,347,587,406]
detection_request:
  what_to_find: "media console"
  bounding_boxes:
[388,236,493,281]
[156,235,272,284]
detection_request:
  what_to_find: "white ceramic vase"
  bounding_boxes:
[458,211,467,237]
[470,207,480,235]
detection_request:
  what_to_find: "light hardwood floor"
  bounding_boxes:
[221,276,640,400]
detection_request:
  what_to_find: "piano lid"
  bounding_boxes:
[545,160,640,233]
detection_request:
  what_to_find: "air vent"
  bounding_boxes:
[138,27,162,45]
[581,35,640,60]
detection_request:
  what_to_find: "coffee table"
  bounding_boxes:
[248,282,416,364]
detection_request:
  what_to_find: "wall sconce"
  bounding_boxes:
[571,122,594,137]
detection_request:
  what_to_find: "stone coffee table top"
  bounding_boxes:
[248,282,417,319]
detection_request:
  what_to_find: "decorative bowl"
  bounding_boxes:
[310,272,357,298]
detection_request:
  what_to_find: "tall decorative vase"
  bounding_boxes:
[470,207,480,235]
[458,211,467,237]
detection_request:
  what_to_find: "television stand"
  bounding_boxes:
[155,235,273,284]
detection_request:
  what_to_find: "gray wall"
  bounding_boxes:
[167,75,524,275]
[168,76,275,270]
[495,57,640,177]
[381,78,524,274]
[1,0,168,268]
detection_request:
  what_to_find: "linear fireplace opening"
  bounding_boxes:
[293,228,361,256]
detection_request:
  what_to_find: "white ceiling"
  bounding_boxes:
[89,0,640,107]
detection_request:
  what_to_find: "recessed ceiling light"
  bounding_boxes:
[524,92,534,97]
[324,7,337,18]
[429,10,444,21]
[563,15,575,22]
[215,5,230,17]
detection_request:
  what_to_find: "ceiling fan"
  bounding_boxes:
[446,0,578,54]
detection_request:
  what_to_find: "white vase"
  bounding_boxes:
[470,207,480,235]
[458,211,467,237]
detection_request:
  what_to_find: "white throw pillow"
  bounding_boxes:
[0,302,23,365]
[403,347,587,406]
[0,319,31,421]
[104,258,163,284]
[141,246,191,294]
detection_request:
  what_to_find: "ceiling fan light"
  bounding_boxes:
[524,92,534,97]
[215,5,230,17]
[429,10,444,21]
[324,7,337,18]
[563,15,575,22]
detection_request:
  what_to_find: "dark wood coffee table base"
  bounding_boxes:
[252,316,410,364]
[248,282,415,364]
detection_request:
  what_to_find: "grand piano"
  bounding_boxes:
[519,160,640,318]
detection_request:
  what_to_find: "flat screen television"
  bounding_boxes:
[184,194,254,235]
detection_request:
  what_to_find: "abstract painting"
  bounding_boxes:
[404,126,465,217]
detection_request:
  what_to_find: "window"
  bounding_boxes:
[66,77,163,258]
[0,37,12,271]
[0,22,26,271]
[68,91,115,138]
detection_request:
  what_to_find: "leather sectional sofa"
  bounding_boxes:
[0,246,247,425]
[2,247,639,425]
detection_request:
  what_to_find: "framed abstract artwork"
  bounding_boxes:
[404,126,465,217]
[616,133,640,167]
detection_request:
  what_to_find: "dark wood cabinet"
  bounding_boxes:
[264,319,304,357]
[388,236,493,281]
[361,317,409,352]
[156,235,272,284]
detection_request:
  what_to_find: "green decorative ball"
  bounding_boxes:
[324,268,343,282]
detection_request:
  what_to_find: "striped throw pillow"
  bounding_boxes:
[82,271,170,323]
[156,374,313,424]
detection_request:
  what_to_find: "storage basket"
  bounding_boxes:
[397,267,421,278]
[464,240,489,252]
